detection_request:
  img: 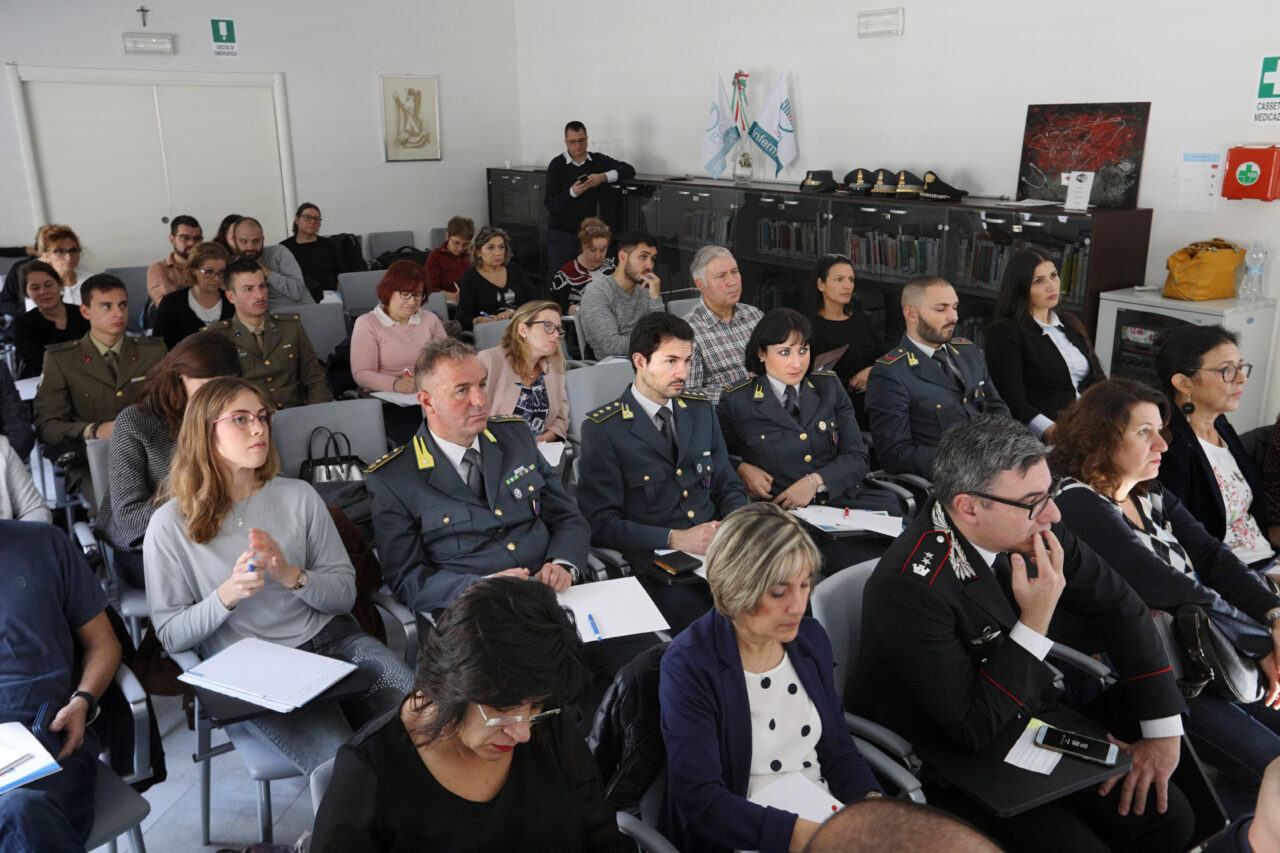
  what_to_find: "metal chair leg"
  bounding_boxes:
[128,825,147,852]
[257,779,273,842]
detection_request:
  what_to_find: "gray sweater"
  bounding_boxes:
[578,275,664,358]
[143,477,356,655]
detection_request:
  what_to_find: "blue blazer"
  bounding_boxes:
[659,609,880,853]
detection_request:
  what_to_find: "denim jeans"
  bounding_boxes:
[1185,692,1280,818]
[244,616,414,775]
[0,736,97,853]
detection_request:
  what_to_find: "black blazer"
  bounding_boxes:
[982,315,1105,426]
[1160,412,1269,544]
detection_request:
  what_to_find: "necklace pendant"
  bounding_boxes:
[237,518,245,527]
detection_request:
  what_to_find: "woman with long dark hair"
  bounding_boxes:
[800,254,884,429]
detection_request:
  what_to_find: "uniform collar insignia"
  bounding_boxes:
[905,350,919,367]
[413,435,435,470]
[483,428,497,443]
[930,501,977,581]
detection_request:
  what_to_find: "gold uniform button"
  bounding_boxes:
[115,390,123,397]
[676,468,682,477]
[442,516,450,524]
[760,434,766,440]
[935,403,942,408]
[266,377,273,382]
[643,475,650,482]
[799,433,807,440]
[264,360,271,365]
[682,490,689,498]
[686,510,696,519]
[494,508,503,517]
[804,454,813,462]
[507,542,516,551]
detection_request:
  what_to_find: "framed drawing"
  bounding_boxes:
[380,75,441,161]
[1017,101,1151,209]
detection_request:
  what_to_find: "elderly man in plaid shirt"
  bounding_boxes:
[681,246,763,404]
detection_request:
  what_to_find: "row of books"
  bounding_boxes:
[835,227,942,278]
[755,218,822,259]
[955,239,1090,302]
[495,189,542,224]
[679,210,732,245]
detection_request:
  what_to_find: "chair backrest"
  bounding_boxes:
[810,559,880,697]
[271,399,387,477]
[293,301,347,362]
[564,315,592,361]
[0,257,19,276]
[85,438,110,518]
[665,296,701,320]
[310,756,336,815]
[336,269,385,315]
[428,226,447,248]
[472,318,512,352]
[423,291,447,322]
[103,266,151,333]
[367,230,415,262]
[564,359,636,445]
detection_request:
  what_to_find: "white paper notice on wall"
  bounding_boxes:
[1063,171,1094,212]
[1173,149,1224,214]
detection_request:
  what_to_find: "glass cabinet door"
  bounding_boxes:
[487,171,546,286]
[647,184,741,297]
[827,199,945,284]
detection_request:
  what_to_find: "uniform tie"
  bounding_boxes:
[253,327,266,356]
[932,345,963,389]
[104,349,119,382]
[656,407,677,460]
[463,447,485,501]
[784,384,800,420]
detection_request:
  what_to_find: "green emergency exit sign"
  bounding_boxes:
[211,20,235,43]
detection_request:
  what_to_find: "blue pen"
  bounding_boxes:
[479,311,493,319]
[246,561,255,573]
[587,613,603,642]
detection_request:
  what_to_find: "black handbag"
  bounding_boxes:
[299,427,365,484]
[1156,605,1266,703]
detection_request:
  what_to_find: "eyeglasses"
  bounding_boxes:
[477,703,561,728]
[50,248,82,256]
[397,291,425,302]
[1190,362,1252,383]
[299,214,322,223]
[212,409,275,430]
[967,477,1063,520]
[197,267,225,278]
[527,320,563,337]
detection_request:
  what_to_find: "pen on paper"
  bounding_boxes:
[587,613,603,642]
[0,753,33,777]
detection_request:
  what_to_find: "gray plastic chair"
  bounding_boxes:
[428,226,447,248]
[564,359,635,447]
[665,296,701,319]
[337,269,385,317]
[472,318,512,352]
[424,291,448,322]
[102,266,151,333]
[84,438,147,647]
[293,301,347,362]
[86,665,154,852]
[310,756,336,815]
[271,399,388,478]
[367,231,415,263]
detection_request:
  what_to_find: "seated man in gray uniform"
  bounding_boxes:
[866,275,1009,477]
[577,312,748,632]
[366,337,587,616]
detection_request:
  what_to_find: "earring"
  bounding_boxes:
[1180,400,1195,415]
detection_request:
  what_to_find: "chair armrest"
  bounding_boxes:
[851,736,926,804]
[112,665,151,784]
[72,520,97,552]
[372,590,418,670]
[616,811,681,853]
[845,712,919,772]
[170,649,201,671]
[1048,643,1113,683]
[862,477,916,517]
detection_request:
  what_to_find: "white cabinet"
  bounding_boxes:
[1096,287,1277,431]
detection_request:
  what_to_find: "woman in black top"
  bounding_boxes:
[311,577,629,853]
[151,242,235,350]
[11,260,90,379]
[280,202,343,298]
[457,226,533,332]
[1050,379,1280,816]
[800,254,885,430]
[983,248,1104,439]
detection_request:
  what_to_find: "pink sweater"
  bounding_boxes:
[350,305,447,392]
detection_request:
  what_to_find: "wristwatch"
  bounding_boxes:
[288,570,309,592]
[71,690,100,724]
[1265,606,1280,628]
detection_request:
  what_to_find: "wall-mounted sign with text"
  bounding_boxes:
[212,19,237,58]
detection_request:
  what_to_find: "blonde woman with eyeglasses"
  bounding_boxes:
[151,242,235,349]
[143,377,413,775]
[477,300,569,442]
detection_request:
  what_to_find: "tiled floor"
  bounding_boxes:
[91,694,317,853]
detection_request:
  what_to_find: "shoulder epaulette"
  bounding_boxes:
[899,529,952,585]
[487,414,526,424]
[679,390,710,402]
[364,445,404,473]
[586,401,624,423]
[810,368,838,379]
[269,312,300,322]
[876,348,907,365]
[950,337,973,345]
[134,336,166,346]
[48,340,81,352]
[722,376,756,395]
[209,319,233,329]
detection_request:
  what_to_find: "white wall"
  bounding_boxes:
[0,0,522,251]
[514,0,1280,418]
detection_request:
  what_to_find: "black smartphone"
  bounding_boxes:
[1034,724,1118,766]
[31,702,63,755]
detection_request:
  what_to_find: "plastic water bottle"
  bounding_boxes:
[1239,241,1266,302]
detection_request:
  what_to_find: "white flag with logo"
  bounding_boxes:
[701,75,740,179]
[748,73,797,176]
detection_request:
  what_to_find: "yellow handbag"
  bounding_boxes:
[1163,239,1243,300]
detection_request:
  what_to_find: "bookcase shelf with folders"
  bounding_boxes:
[486,167,1152,335]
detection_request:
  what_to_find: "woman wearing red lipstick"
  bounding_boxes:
[660,504,883,853]
[311,577,629,852]
[1050,378,1280,817]
[983,249,1105,440]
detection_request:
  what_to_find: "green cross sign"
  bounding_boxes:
[211,19,235,43]
[1238,161,1261,186]
[1261,56,1280,99]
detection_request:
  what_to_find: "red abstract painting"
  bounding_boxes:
[1017,102,1151,208]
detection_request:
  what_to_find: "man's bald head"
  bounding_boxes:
[805,799,1003,853]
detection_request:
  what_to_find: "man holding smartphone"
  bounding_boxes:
[852,415,1194,853]
[543,121,635,282]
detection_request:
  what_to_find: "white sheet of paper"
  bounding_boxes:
[556,576,669,642]
[1064,171,1095,212]
[15,377,39,402]
[750,771,843,824]
[1004,717,1062,775]
[1173,148,1224,214]
[320,290,342,304]
[538,441,565,467]
[790,506,904,538]
[994,199,1059,208]
[371,390,420,408]
[655,548,708,579]
[0,721,61,795]
[178,637,357,713]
